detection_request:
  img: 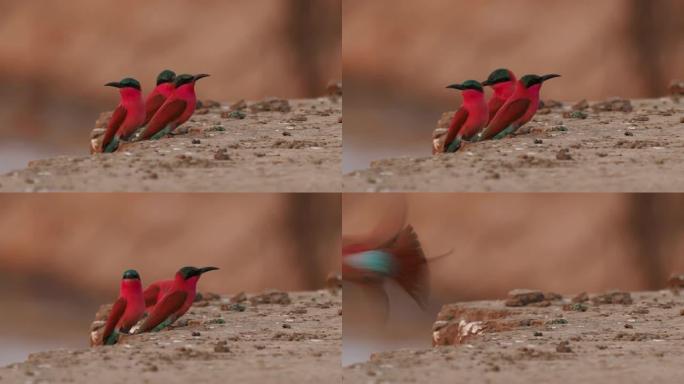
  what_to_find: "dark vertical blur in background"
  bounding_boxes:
[343,0,684,171]
[0,193,340,365]
[0,0,341,173]
[342,193,684,364]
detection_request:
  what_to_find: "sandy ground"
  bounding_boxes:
[343,98,684,192]
[0,290,341,384]
[344,289,684,383]
[0,97,341,192]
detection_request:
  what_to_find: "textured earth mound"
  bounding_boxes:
[344,98,684,192]
[0,290,342,384]
[0,96,342,192]
[344,289,684,383]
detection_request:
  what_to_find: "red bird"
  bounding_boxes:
[144,70,176,125]
[343,225,429,309]
[101,78,146,153]
[137,266,218,333]
[100,270,146,345]
[482,68,517,121]
[442,80,489,152]
[137,73,209,141]
[478,73,560,141]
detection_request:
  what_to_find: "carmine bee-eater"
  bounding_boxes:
[100,269,146,345]
[144,70,176,125]
[136,266,219,333]
[478,73,561,141]
[442,80,489,152]
[343,225,429,310]
[482,68,517,120]
[101,78,146,153]
[137,73,210,141]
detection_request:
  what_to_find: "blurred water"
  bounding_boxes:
[0,141,64,174]
[0,337,83,367]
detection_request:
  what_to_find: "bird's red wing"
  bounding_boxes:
[101,297,127,343]
[143,284,161,308]
[443,107,468,151]
[488,97,505,121]
[140,99,187,140]
[101,105,127,151]
[139,291,187,332]
[144,94,167,124]
[482,98,530,140]
[386,225,429,309]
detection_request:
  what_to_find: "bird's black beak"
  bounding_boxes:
[446,83,465,90]
[541,74,561,82]
[199,266,219,275]
[194,74,210,81]
[105,82,122,88]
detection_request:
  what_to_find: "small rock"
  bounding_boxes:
[231,292,247,303]
[282,324,292,329]
[192,331,201,337]
[624,131,634,136]
[214,341,230,353]
[563,110,587,119]
[572,99,589,110]
[250,97,291,113]
[505,289,545,307]
[191,139,201,144]
[591,98,633,112]
[592,291,633,305]
[563,302,588,312]
[556,341,573,353]
[534,331,543,337]
[534,138,543,144]
[249,290,291,305]
[282,131,292,136]
[214,148,231,161]
[572,292,589,303]
[556,148,573,160]
[624,324,634,329]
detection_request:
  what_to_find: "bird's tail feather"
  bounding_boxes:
[387,225,429,309]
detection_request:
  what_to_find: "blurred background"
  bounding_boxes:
[0,193,340,365]
[342,193,684,364]
[343,0,684,171]
[0,0,341,173]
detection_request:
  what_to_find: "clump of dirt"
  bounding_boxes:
[667,274,684,294]
[345,98,684,192]
[2,290,341,384]
[345,290,684,383]
[0,97,341,192]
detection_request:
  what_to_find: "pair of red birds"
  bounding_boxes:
[442,68,560,152]
[100,266,218,345]
[100,70,210,153]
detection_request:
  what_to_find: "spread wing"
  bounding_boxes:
[385,225,429,309]
[481,98,530,140]
[139,99,186,140]
[101,105,127,151]
[144,94,167,125]
[138,290,187,332]
[101,297,127,343]
[143,284,161,308]
[443,107,468,152]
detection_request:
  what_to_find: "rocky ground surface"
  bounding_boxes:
[344,97,684,192]
[0,290,341,384]
[344,287,684,383]
[0,95,342,192]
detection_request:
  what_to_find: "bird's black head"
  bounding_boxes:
[446,80,484,92]
[178,266,219,280]
[156,70,176,85]
[520,74,561,88]
[482,68,513,86]
[105,77,141,91]
[122,269,141,280]
[173,73,209,87]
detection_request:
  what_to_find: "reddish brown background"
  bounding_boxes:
[0,0,341,172]
[0,194,340,364]
[343,0,684,171]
